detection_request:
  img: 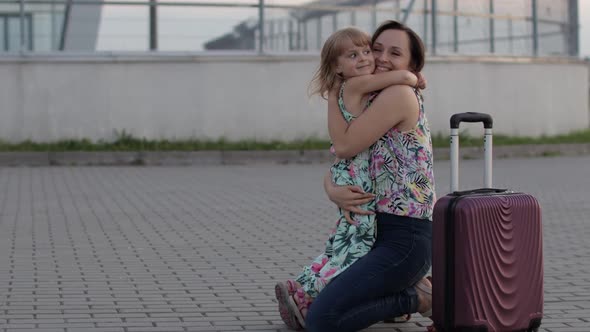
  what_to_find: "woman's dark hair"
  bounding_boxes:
[371,20,425,72]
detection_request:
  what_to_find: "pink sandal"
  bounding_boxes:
[275,281,303,330]
[285,280,298,295]
[291,288,313,327]
[275,282,313,330]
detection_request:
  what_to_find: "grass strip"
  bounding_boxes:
[0,129,589,152]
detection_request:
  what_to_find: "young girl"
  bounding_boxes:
[275,27,423,330]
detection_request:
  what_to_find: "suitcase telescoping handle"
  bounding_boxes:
[449,112,493,192]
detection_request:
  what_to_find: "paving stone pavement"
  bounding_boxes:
[0,156,589,332]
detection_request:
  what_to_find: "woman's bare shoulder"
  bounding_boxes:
[370,85,420,130]
[378,84,416,98]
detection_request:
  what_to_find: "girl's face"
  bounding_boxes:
[335,39,375,79]
[372,29,412,73]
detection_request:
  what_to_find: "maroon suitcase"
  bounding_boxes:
[431,113,543,332]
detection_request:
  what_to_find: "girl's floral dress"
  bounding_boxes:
[295,81,379,297]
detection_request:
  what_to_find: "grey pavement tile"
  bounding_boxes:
[37,323,95,329]
[66,329,124,332]
[6,319,65,324]
[127,329,185,332]
[0,315,34,320]
[4,330,65,332]
[1,324,36,329]
[95,321,154,327]
[0,158,588,331]
[242,326,281,331]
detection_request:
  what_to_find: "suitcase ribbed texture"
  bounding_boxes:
[432,193,543,332]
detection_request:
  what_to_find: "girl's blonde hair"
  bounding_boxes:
[309,27,372,99]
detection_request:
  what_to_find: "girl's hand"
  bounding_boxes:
[416,72,427,90]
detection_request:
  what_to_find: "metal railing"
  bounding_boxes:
[0,0,579,56]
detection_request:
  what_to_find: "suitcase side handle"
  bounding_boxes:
[450,112,493,192]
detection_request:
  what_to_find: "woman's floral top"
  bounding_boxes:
[295,81,378,297]
[370,89,436,221]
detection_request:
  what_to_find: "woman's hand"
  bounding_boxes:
[324,171,375,224]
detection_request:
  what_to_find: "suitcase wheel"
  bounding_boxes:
[527,317,542,332]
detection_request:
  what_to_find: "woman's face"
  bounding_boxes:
[372,29,412,73]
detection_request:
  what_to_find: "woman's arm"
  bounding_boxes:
[345,70,417,95]
[329,85,419,159]
[323,169,375,223]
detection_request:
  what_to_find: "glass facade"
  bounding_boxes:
[0,2,65,52]
[1,13,32,51]
[244,0,577,56]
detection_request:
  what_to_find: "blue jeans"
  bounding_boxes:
[305,213,432,332]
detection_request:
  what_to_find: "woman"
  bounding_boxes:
[275,26,426,330]
[304,20,436,332]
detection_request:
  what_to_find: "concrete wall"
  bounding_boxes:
[0,54,588,143]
